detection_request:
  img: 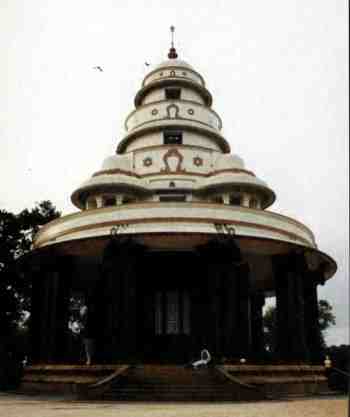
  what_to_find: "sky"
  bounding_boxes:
[0,1,348,346]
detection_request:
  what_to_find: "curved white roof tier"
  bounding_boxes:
[100,154,133,171]
[38,44,336,285]
[154,59,194,71]
[213,154,245,170]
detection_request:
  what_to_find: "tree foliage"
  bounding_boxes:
[263,299,336,352]
[0,201,60,335]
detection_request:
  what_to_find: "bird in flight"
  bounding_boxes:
[145,62,150,66]
[93,66,103,72]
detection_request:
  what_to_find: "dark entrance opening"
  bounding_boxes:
[137,251,199,363]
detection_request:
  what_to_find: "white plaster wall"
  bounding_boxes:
[181,88,204,104]
[141,87,204,105]
[141,89,164,104]
[100,154,133,171]
[144,69,203,87]
[184,132,221,150]
[125,101,221,132]
[146,178,198,191]
[124,131,222,153]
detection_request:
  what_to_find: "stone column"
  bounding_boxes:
[30,264,46,363]
[34,256,73,364]
[304,267,324,363]
[41,263,59,363]
[53,256,74,363]
[118,242,139,361]
[220,240,245,359]
[97,240,123,362]
[97,238,142,363]
[221,263,239,358]
[208,269,222,356]
[273,253,309,362]
[250,293,265,361]
[274,257,289,360]
[197,239,238,359]
[193,246,214,352]
[236,262,252,358]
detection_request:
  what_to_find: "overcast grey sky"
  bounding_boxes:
[1,1,348,345]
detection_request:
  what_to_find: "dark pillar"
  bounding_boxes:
[273,252,309,362]
[236,261,252,358]
[197,239,239,359]
[250,293,265,361]
[191,249,212,353]
[198,238,252,361]
[208,268,222,356]
[40,263,59,363]
[30,264,45,363]
[304,267,324,363]
[118,244,138,360]
[53,256,74,363]
[30,255,77,364]
[97,238,142,363]
[221,261,239,358]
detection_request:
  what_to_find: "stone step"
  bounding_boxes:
[99,365,263,401]
[108,384,239,388]
[102,392,253,401]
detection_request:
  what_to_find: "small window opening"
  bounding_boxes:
[123,196,137,204]
[165,87,181,100]
[164,130,183,145]
[230,194,241,206]
[104,196,115,207]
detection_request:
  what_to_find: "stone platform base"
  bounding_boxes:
[20,364,330,400]
[20,364,124,395]
[223,364,329,397]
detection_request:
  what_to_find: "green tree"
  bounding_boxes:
[263,299,336,353]
[0,201,61,334]
[0,201,60,388]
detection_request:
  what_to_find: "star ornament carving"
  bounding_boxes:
[193,156,203,167]
[143,157,153,167]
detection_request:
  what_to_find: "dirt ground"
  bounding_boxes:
[0,393,347,417]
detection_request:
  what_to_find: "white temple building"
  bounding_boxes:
[27,34,337,370]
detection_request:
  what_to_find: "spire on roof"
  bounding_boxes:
[168,25,178,59]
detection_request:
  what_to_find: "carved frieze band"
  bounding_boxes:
[93,167,256,178]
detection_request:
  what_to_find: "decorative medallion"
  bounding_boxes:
[193,156,203,167]
[143,157,153,167]
[161,148,185,173]
[169,181,176,188]
[214,223,236,236]
[182,71,187,76]
[187,108,195,115]
[151,108,158,116]
[159,72,163,76]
